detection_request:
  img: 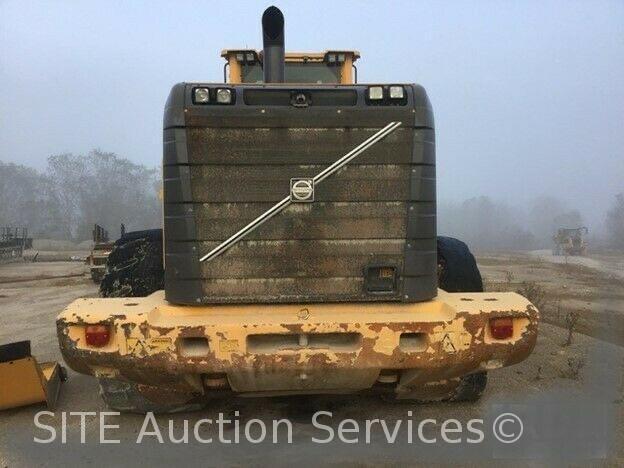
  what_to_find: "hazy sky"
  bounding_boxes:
[1,0,622,228]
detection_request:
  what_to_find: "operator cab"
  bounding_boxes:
[221,49,360,84]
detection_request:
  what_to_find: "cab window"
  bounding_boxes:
[241,63,340,84]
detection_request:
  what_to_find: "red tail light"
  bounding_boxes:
[489,317,514,340]
[85,325,110,347]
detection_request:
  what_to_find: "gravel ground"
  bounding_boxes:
[0,255,622,466]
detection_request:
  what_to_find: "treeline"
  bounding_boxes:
[0,151,160,241]
[1,152,622,250]
[439,194,624,251]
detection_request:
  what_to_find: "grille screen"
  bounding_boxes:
[163,83,437,304]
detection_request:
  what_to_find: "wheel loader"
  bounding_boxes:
[56,6,538,413]
[86,223,127,283]
[553,226,588,256]
[86,224,113,283]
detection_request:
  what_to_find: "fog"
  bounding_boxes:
[1,0,622,245]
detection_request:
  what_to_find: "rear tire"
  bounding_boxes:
[448,371,488,402]
[384,371,488,403]
[437,236,483,293]
[99,229,164,298]
[98,230,199,413]
[98,378,203,414]
[437,237,487,401]
[385,237,487,403]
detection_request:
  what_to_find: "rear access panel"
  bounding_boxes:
[163,83,436,304]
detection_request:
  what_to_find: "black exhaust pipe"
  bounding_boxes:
[262,6,285,83]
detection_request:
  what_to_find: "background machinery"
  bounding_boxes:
[553,226,588,256]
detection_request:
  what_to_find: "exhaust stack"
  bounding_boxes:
[262,6,285,83]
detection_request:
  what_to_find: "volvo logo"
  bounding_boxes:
[290,178,315,202]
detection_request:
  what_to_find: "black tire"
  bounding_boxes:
[383,371,488,403]
[437,236,483,293]
[98,378,203,414]
[98,230,196,413]
[436,237,487,401]
[448,371,488,402]
[115,228,163,244]
[99,229,164,298]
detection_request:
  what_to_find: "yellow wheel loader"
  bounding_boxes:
[57,6,538,413]
[553,226,588,256]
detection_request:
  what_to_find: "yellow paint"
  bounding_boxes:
[227,55,242,84]
[340,54,353,84]
[0,358,63,410]
[219,339,239,353]
[148,337,173,352]
[56,286,539,396]
[126,338,144,354]
[441,334,456,353]
[220,49,361,84]
[59,290,537,365]
[0,358,47,410]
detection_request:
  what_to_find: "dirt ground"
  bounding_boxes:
[0,252,622,466]
[477,250,624,347]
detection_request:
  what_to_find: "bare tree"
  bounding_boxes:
[0,161,68,238]
[564,310,580,346]
[0,150,161,241]
[439,196,534,250]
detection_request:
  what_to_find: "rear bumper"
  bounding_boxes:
[57,290,538,398]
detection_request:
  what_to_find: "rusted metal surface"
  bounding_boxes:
[163,83,438,305]
[197,121,403,263]
[186,128,421,165]
[194,239,404,278]
[164,115,437,304]
[185,164,422,203]
[188,201,410,241]
[57,290,538,402]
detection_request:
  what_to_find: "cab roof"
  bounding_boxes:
[221,49,360,63]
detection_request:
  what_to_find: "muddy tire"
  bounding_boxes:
[448,371,488,402]
[99,229,164,298]
[436,237,487,401]
[98,378,203,414]
[437,236,483,293]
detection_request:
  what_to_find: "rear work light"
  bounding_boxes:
[216,88,233,104]
[368,86,384,100]
[193,87,210,104]
[389,85,405,99]
[85,325,111,348]
[489,317,514,340]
